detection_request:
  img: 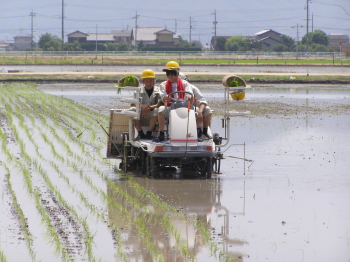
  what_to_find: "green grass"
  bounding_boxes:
[0,56,349,65]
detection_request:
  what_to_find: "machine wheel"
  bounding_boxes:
[146,155,159,178]
[122,134,129,173]
[141,151,147,175]
[206,157,212,179]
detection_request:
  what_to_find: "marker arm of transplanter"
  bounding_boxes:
[226,156,254,168]
[95,119,122,156]
[76,119,95,138]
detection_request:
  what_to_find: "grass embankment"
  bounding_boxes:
[1,73,350,84]
[0,56,349,65]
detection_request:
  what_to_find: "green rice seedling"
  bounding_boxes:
[0,248,7,262]
[118,75,138,87]
[5,170,36,260]
[2,83,225,261]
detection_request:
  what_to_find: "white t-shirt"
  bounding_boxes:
[171,83,178,99]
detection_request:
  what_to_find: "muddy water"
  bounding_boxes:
[38,83,350,261]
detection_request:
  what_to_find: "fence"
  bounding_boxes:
[0,50,347,60]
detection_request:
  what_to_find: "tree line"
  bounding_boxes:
[215,30,331,52]
[35,30,331,52]
[36,33,201,52]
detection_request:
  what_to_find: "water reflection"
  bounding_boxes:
[108,177,247,261]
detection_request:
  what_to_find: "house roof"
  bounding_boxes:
[86,33,114,41]
[154,29,175,35]
[14,33,32,38]
[255,29,282,36]
[258,36,286,45]
[66,30,89,36]
[328,34,349,40]
[111,30,131,37]
[131,27,164,41]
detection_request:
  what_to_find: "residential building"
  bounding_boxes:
[86,33,115,43]
[328,34,350,55]
[111,30,131,43]
[131,27,179,48]
[0,40,14,51]
[254,29,286,48]
[14,32,33,50]
[67,31,89,43]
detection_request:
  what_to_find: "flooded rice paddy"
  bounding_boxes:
[0,82,349,262]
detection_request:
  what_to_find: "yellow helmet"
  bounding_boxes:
[163,61,180,71]
[141,69,155,79]
[230,89,245,101]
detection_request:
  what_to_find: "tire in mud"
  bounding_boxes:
[146,155,159,178]
[206,157,212,179]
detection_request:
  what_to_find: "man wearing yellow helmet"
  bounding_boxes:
[157,61,194,141]
[132,69,162,139]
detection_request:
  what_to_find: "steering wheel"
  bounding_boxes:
[167,91,194,103]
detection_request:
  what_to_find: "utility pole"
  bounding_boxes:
[175,19,177,34]
[134,12,139,50]
[189,17,192,43]
[62,0,64,51]
[95,24,98,58]
[212,9,217,37]
[292,23,303,59]
[30,10,36,50]
[312,12,314,32]
[306,0,309,52]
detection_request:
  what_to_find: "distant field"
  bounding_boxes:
[1,73,350,83]
[0,56,349,65]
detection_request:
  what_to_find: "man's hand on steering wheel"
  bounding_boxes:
[167,91,194,103]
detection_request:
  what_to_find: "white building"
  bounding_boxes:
[14,33,33,50]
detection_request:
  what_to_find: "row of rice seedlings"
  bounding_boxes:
[16,86,108,164]
[0,112,69,260]
[4,97,127,260]
[4,85,213,260]
[17,87,106,160]
[4,166,35,259]
[7,110,98,261]
[127,180,222,258]
[0,123,14,163]
[0,249,6,262]
[135,216,165,261]
[30,123,168,262]
[32,159,96,261]
[8,99,130,261]
[6,87,172,256]
[1,108,80,261]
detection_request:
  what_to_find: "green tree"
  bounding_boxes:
[64,41,82,51]
[311,43,330,52]
[177,35,195,48]
[280,35,295,51]
[272,44,288,52]
[243,38,262,51]
[137,40,144,50]
[225,36,246,51]
[116,42,130,51]
[215,37,227,51]
[302,30,329,46]
[38,33,62,51]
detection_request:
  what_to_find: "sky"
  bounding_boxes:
[1,0,349,45]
